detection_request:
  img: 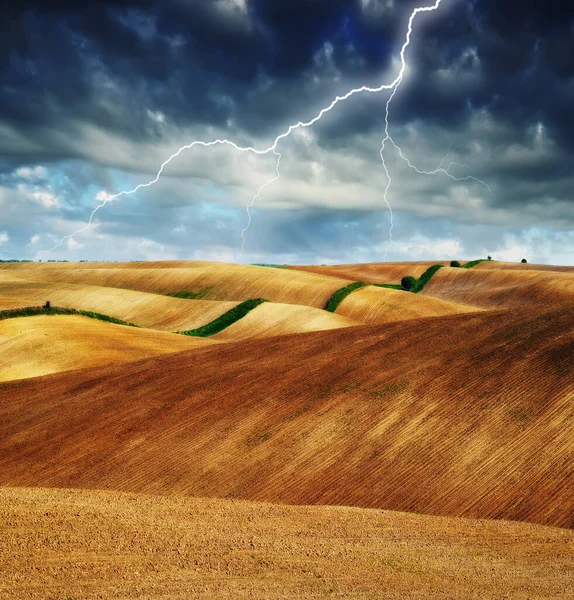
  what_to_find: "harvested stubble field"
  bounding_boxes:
[0,259,572,598]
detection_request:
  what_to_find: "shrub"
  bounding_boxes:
[487,255,492,260]
[401,276,417,291]
[44,300,51,309]
[521,258,528,263]
[450,260,461,268]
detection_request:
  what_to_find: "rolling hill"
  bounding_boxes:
[1,302,572,527]
[0,314,214,381]
[1,261,352,307]
[333,284,480,324]
[286,260,444,283]
[422,265,574,309]
[1,258,572,598]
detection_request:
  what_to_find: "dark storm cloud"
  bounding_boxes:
[2,0,571,158]
[2,0,573,137]
[0,0,406,163]
[0,0,572,263]
[391,0,574,143]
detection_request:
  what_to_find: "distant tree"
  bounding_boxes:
[450,260,461,268]
[401,276,417,291]
[44,301,51,309]
[487,255,492,260]
[521,258,527,263]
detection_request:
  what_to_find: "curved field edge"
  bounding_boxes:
[0,281,242,332]
[0,306,139,327]
[0,314,216,383]
[178,298,268,337]
[407,264,443,292]
[324,264,447,312]
[325,282,368,312]
[212,303,359,342]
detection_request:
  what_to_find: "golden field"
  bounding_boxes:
[1,258,572,598]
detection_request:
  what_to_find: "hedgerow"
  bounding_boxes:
[324,282,368,312]
[0,306,139,327]
[178,298,267,337]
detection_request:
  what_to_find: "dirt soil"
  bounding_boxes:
[1,487,573,600]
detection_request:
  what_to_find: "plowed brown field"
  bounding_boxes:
[1,303,572,527]
[2,487,572,600]
[423,266,574,308]
[475,260,574,273]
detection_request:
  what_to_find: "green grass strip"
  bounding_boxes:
[461,258,489,269]
[373,283,403,290]
[0,306,139,327]
[408,264,444,293]
[325,282,369,312]
[178,298,268,337]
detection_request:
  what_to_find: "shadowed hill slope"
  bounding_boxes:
[0,315,215,381]
[2,487,572,600]
[1,304,572,527]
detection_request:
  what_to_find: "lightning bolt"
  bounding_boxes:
[240,149,282,256]
[389,138,493,194]
[39,0,485,260]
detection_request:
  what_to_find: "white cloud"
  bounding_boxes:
[67,238,84,250]
[487,228,574,265]
[15,165,47,179]
[392,236,463,259]
[31,191,60,208]
[216,0,247,16]
[30,235,40,244]
[96,190,114,203]
[0,231,9,245]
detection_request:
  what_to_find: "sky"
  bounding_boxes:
[0,0,572,265]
